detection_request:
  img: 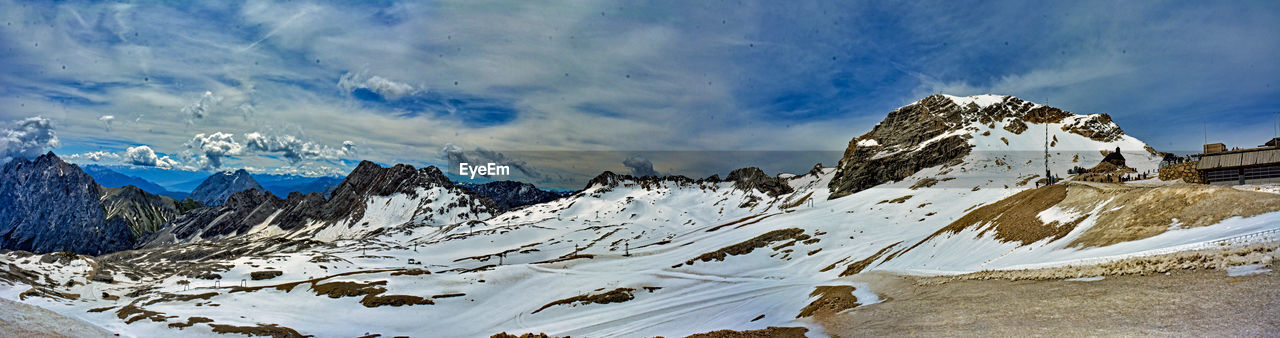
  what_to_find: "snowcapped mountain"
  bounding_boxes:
[187,169,265,206]
[144,160,499,245]
[2,95,1277,337]
[830,94,1159,198]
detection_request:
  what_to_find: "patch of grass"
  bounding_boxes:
[432,293,466,299]
[533,254,594,264]
[910,178,939,190]
[360,294,433,307]
[390,269,431,276]
[143,291,218,306]
[687,326,808,338]
[87,305,116,313]
[839,242,901,277]
[928,184,1082,246]
[705,214,762,232]
[532,288,635,314]
[877,195,912,204]
[208,323,308,338]
[168,316,214,329]
[779,192,815,209]
[250,270,283,280]
[686,228,808,266]
[116,304,167,324]
[311,280,387,299]
[797,285,860,318]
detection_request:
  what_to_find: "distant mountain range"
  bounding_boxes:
[457,180,574,211]
[82,164,188,200]
[83,165,344,203]
[143,161,499,246]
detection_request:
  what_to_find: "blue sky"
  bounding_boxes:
[1,1,1277,189]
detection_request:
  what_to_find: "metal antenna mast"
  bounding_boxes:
[1044,122,1050,184]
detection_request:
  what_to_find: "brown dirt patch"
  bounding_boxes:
[877,195,912,204]
[168,316,214,329]
[924,184,1082,246]
[209,323,308,338]
[686,228,808,266]
[250,270,283,280]
[115,304,170,324]
[797,285,860,318]
[685,326,808,338]
[1064,183,1280,248]
[910,178,939,190]
[390,268,431,276]
[360,294,433,307]
[533,288,635,314]
[311,280,388,299]
[840,242,902,277]
[143,291,218,306]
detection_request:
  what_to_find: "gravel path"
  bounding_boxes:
[819,270,1279,336]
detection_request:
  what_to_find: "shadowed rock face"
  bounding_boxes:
[0,152,134,255]
[149,189,284,245]
[583,167,793,197]
[188,169,265,207]
[828,94,1125,199]
[100,185,182,236]
[726,167,793,197]
[458,180,568,211]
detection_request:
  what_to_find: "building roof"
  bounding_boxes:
[1197,147,1280,170]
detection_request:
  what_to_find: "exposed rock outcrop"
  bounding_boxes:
[100,185,182,236]
[829,94,1134,199]
[0,153,134,255]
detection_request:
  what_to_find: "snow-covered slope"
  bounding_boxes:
[2,95,1277,337]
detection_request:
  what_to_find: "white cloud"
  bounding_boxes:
[0,116,60,160]
[438,143,541,179]
[338,71,417,100]
[66,151,121,162]
[243,132,347,163]
[342,140,357,154]
[182,91,222,124]
[98,115,115,132]
[124,145,179,168]
[183,132,243,169]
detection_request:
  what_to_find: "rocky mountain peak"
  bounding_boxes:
[331,161,453,199]
[828,93,1132,199]
[0,152,134,255]
[189,169,265,206]
[726,167,793,197]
